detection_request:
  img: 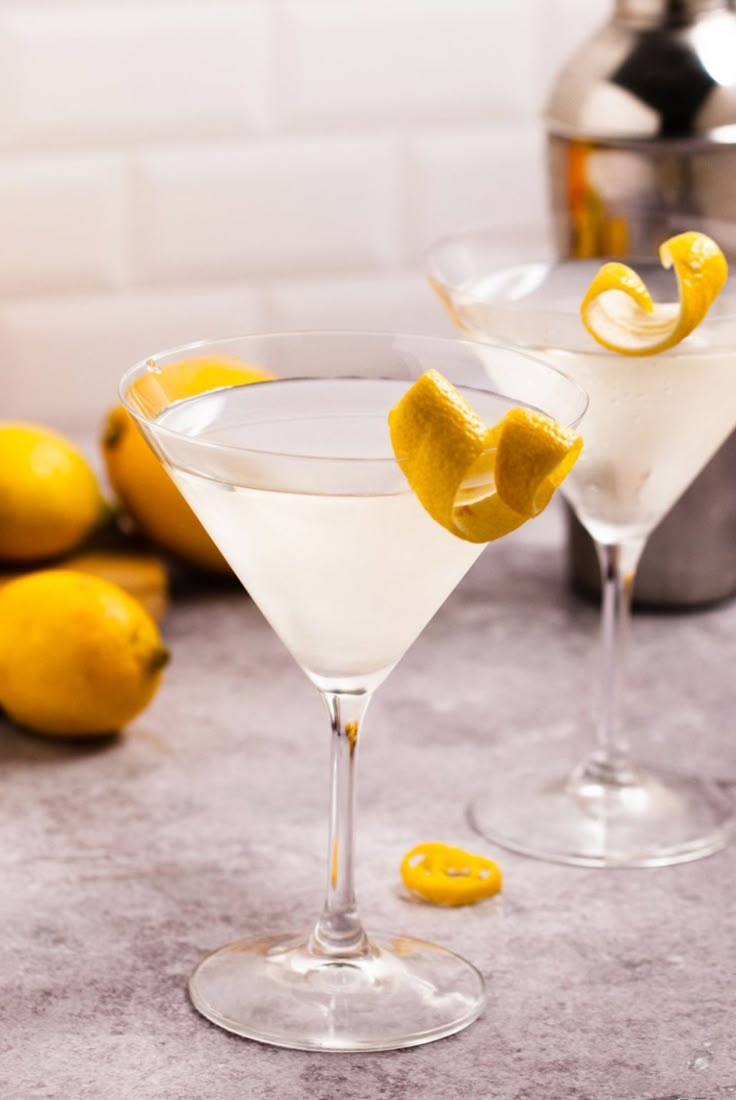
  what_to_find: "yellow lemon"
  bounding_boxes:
[388,369,582,543]
[0,549,169,624]
[0,423,106,564]
[124,355,271,416]
[61,550,169,623]
[102,405,228,573]
[0,570,169,736]
[103,356,272,573]
[580,230,728,355]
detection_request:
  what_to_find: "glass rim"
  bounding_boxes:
[426,226,736,351]
[119,329,589,465]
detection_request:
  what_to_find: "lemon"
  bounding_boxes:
[0,570,169,736]
[103,356,272,573]
[103,405,229,573]
[124,355,271,417]
[0,549,169,624]
[388,369,582,542]
[580,231,728,355]
[62,550,169,623]
[0,423,106,563]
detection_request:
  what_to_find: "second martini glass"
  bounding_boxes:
[428,228,736,868]
[120,331,586,1051]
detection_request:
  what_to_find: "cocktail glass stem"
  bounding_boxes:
[571,537,645,790]
[310,690,370,958]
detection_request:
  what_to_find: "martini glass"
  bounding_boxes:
[427,226,736,868]
[120,331,586,1052]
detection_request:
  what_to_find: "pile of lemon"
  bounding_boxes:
[0,359,268,739]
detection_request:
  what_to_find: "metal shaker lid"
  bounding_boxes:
[546,1,736,143]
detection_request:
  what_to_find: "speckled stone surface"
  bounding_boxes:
[2,502,735,1100]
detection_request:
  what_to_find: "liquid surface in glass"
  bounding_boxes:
[157,377,507,692]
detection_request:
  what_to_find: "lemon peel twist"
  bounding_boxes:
[388,369,582,543]
[581,231,728,356]
[400,842,502,907]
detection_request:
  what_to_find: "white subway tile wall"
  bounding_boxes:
[0,0,610,428]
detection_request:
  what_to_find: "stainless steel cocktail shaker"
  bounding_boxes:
[546,0,736,607]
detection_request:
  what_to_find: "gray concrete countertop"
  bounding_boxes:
[2,502,735,1100]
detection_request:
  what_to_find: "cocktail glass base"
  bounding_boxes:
[468,758,735,868]
[189,931,486,1052]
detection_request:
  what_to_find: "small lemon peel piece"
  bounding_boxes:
[400,842,502,907]
[388,369,582,543]
[580,230,728,356]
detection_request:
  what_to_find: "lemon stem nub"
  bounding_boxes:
[147,646,171,675]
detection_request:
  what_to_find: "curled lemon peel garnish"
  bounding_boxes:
[580,231,728,356]
[388,369,583,543]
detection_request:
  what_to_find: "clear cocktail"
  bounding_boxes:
[158,378,491,692]
[121,331,586,1050]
